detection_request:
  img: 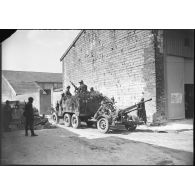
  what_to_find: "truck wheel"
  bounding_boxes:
[52,113,59,124]
[64,113,71,127]
[97,118,110,133]
[71,114,81,128]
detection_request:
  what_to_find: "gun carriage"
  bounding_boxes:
[93,98,152,133]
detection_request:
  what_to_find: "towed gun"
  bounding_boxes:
[119,98,152,115]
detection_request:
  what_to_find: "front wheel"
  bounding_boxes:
[71,114,81,128]
[97,118,110,133]
[52,113,59,124]
[64,113,71,127]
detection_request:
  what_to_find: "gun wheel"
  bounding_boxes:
[71,114,81,128]
[97,118,110,133]
[64,113,71,127]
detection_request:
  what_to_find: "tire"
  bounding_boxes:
[86,121,94,127]
[71,114,81,128]
[64,113,71,127]
[97,117,110,133]
[52,113,59,124]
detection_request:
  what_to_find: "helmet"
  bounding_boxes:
[28,97,34,102]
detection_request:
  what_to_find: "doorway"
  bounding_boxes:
[185,84,194,118]
[40,89,51,115]
[166,56,185,119]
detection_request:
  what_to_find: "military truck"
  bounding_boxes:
[52,91,104,128]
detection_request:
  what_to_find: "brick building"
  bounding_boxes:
[60,30,194,122]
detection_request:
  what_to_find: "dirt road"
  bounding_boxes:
[1,126,193,165]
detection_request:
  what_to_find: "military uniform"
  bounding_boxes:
[24,98,37,136]
[78,80,88,93]
[65,86,72,97]
[137,98,147,124]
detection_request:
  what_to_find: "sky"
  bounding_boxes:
[2,30,80,73]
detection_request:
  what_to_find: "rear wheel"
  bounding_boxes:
[71,114,81,128]
[52,113,59,124]
[64,113,71,127]
[97,118,110,133]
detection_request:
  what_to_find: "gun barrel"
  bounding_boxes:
[70,81,78,90]
[120,98,152,114]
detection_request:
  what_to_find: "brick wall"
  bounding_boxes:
[62,30,157,121]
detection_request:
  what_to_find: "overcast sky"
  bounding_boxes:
[2,30,80,73]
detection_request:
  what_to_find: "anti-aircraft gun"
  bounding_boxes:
[93,98,152,133]
[70,81,79,93]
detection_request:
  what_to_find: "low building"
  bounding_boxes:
[60,30,194,122]
[2,70,62,114]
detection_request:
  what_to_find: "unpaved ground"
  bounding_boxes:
[56,120,193,152]
[1,127,193,165]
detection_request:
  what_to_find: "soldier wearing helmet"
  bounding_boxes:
[23,97,38,136]
[65,85,72,97]
[78,80,88,93]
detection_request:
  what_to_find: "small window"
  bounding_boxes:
[184,38,190,47]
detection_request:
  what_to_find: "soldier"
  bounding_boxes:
[65,86,72,97]
[3,100,12,131]
[55,101,60,112]
[60,93,65,105]
[23,97,38,136]
[78,80,88,93]
[90,87,94,92]
[137,98,147,124]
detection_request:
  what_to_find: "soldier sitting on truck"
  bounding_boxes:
[78,80,88,93]
[90,87,94,93]
[65,86,72,97]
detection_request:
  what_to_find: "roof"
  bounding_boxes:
[10,81,42,95]
[2,70,62,95]
[60,30,84,61]
[2,70,62,83]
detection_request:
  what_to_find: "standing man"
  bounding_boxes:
[24,97,38,136]
[137,98,147,124]
[3,100,12,131]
